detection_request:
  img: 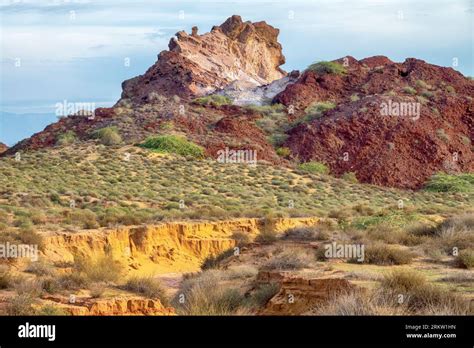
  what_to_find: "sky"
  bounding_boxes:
[0,0,473,145]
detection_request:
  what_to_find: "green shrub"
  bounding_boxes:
[17,229,44,251]
[261,252,311,270]
[67,209,99,229]
[381,269,468,314]
[403,86,417,95]
[307,61,347,75]
[361,244,414,265]
[436,128,450,142]
[74,254,124,283]
[0,266,11,289]
[140,135,204,158]
[255,216,278,244]
[36,304,69,316]
[6,294,36,315]
[342,172,358,183]
[298,162,330,175]
[25,260,55,276]
[415,80,430,89]
[456,249,474,269]
[89,282,106,298]
[303,101,336,121]
[348,94,359,102]
[58,272,90,290]
[276,147,291,158]
[91,126,122,145]
[192,94,232,106]
[249,283,280,308]
[56,131,77,146]
[124,276,169,305]
[381,269,426,293]
[424,173,474,193]
[201,248,235,270]
[282,226,329,241]
[446,85,456,94]
[174,271,246,315]
[231,231,252,246]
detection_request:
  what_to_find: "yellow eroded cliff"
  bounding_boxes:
[43,217,321,274]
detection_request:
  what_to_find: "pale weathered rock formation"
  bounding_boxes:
[120,15,286,102]
[217,70,300,106]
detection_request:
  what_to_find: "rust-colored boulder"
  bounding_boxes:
[257,271,356,315]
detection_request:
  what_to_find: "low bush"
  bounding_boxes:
[304,101,336,121]
[36,304,69,316]
[89,282,106,298]
[249,283,280,308]
[231,231,252,246]
[456,248,474,269]
[403,86,417,95]
[298,162,329,175]
[124,276,169,305]
[282,226,330,241]
[361,244,414,265]
[73,254,124,283]
[174,271,246,315]
[56,131,77,146]
[201,248,235,270]
[25,260,55,276]
[307,61,346,75]
[6,294,36,315]
[381,269,469,314]
[91,126,122,146]
[276,147,291,158]
[57,272,90,290]
[424,173,474,193]
[140,135,204,158]
[192,94,232,106]
[342,172,358,183]
[261,251,311,270]
[0,265,11,289]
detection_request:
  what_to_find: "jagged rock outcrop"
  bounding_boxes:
[0,143,7,154]
[120,15,286,102]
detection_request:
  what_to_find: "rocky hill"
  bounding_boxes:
[276,56,474,189]
[0,143,7,154]
[3,16,473,189]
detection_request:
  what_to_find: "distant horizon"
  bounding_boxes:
[1,0,473,146]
